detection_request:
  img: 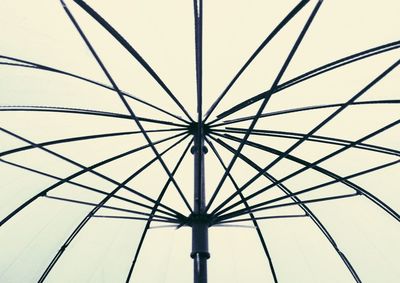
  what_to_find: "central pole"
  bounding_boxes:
[191,123,209,283]
[192,0,208,282]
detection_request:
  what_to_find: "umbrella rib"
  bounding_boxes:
[218,193,360,221]
[71,0,194,123]
[36,136,191,283]
[206,0,323,213]
[211,122,400,221]
[0,158,177,219]
[211,59,400,216]
[218,160,399,221]
[216,214,308,224]
[61,0,193,214]
[205,137,279,283]
[0,128,185,158]
[125,139,193,282]
[213,99,400,127]
[213,127,399,156]
[211,40,400,124]
[92,215,179,224]
[0,105,187,128]
[44,195,178,222]
[0,56,189,124]
[0,129,189,227]
[208,135,363,282]
[203,0,311,121]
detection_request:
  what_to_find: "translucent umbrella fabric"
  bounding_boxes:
[0,0,399,282]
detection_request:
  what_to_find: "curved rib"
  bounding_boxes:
[211,40,400,124]
[206,0,324,212]
[125,139,193,282]
[217,160,398,221]
[0,129,189,227]
[44,195,178,222]
[0,57,189,124]
[71,0,194,122]
[211,119,399,221]
[61,0,193,213]
[217,214,308,224]
[212,99,400,127]
[37,137,191,283]
[0,158,177,218]
[0,105,187,128]
[208,135,363,282]
[0,128,185,157]
[211,60,400,215]
[205,137,278,283]
[204,0,310,121]
[212,127,399,156]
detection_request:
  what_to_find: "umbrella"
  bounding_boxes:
[0,0,399,282]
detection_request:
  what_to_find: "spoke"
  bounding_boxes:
[125,139,193,282]
[0,56,189,124]
[71,0,194,122]
[0,128,185,157]
[213,127,399,156]
[61,0,193,214]
[219,159,399,221]
[93,215,178,224]
[217,214,308,224]
[217,193,359,221]
[37,136,191,282]
[206,1,323,212]
[0,105,187,128]
[204,0,310,121]
[205,137,278,282]
[212,99,400,127]
[0,129,189,227]
[44,195,177,222]
[211,40,400,124]
[208,135,363,282]
[0,158,177,218]
[211,59,400,216]
[212,120,400,220]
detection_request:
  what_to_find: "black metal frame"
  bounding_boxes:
[0,0,399,282]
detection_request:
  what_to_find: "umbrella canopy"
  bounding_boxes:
[0,0,399,282]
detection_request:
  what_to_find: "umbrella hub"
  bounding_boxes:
[188,121,211,137]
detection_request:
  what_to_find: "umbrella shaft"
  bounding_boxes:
[194,253,208,283]
[192,130,209,283]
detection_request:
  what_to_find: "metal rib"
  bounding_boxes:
[125,139,193,282]
[0,129,189,227]
[211,59,400,216]
[212,127,399,156]
[208,135,363,282]
[62,0,193,213]
[206,1,323,212]
[0,56,189,124]
[0,105,187,128]
[212,99,400,127]
[205,137,278,282]
[0,158,177,218]
[71,0,194,122]
[211,119,400,221]
[37,135,191,283]
[44,195,177,222]
[204,0,310,121]
[211,40,400,124]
